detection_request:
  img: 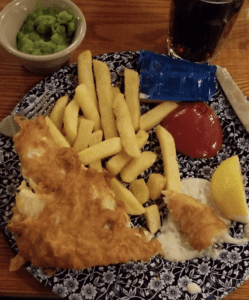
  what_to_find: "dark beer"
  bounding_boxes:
[168,0,244,62]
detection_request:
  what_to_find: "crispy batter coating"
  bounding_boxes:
[8,116,162,271]
[165,190,228,251]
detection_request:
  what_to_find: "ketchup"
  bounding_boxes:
[161,102,223,158]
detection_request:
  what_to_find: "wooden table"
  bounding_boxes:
[1,0,249,299]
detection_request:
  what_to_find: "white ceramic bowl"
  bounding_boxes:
[0,0,86,75]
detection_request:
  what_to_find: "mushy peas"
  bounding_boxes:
[16,7,77,55]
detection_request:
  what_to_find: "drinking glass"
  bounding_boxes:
[167,0,245,63]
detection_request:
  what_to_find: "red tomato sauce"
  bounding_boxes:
[161,102,223,158]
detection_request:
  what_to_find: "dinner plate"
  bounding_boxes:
[0,51,249,300]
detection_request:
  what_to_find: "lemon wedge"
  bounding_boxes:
[210,155,249,223]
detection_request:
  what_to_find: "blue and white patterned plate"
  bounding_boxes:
[0,51,249,300]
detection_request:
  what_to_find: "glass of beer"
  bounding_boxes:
[167,0,245,63]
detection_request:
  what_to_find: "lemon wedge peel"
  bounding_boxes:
[210,155,249,223]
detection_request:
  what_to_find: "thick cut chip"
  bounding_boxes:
[124,68,140,132]
[140,101,178,131]
[112,86,120,101]
[45,116,70,148]
[147,173,167,200]
[129,179,149,204]
[110,178,145,215]
[89,130,103,146]
[120,151,157,183]
[155,125,180,192]
[50,94,68,130]
[106,130,149,175]
[144,205,161,234]
[113,93,140,158]
[89,130,103,172]
[74,84,101,131]
[63,99,80,145]
[78,137,122,165]
[78,50,98,109]
[93,60,118,139]
[73,118,94,152]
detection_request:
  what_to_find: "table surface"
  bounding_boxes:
[1,0,249,299]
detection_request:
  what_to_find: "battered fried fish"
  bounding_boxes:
[164,190,228,251]
[8,116,162,271]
